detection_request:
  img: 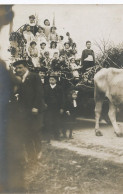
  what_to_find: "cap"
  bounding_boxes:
[12,60,28,67]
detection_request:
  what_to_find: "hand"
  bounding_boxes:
[66,111,70,116]
[32,108,38,115]
[60,109,64,114]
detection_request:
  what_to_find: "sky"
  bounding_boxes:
[0,4,123,61]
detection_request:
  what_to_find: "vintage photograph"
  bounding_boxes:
[0,4,123,194]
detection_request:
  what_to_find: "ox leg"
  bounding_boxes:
[95,101,103,136]
[108,102,122,137]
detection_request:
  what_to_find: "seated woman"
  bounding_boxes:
[49,41,59,59]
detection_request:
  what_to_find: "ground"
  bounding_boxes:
[25,118,123,194]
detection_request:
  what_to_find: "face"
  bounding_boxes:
[51,28,56,33]
[15,64,27,77]
[52,43,56,49]
[71,59,75,63]
[45,53,49,58]
[86,42,91,49]
[45,20,50,26]
[26,25,30,31]
[41,44,46,49]
[38,28,43,33]
[53,53,58,59]
[31,43,36,48]
[29,18,35,23]
[72,93,77,100]
[65,44,70,49]
[49,77,57,85]
[39,71,45,78]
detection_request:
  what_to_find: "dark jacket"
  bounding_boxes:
[18,72,45,112]
[44,84,64,111]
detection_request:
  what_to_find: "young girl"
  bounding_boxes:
[43,19,50,38]
[35,27,47,46]
[49,41,59,59]
[23,25,35,49]
[69,57,81,78]
[48,26,58,42]
[28,41,39,67]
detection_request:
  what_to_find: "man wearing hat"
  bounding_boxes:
[44,72,64,142]
[12,60,45,161]
[28,15,38,35]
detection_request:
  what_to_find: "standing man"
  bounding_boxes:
[13,60,45,161]
[81,41,95,73]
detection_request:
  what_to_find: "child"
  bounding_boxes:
[63,90,79,139]
[42,51,52,70]
[81,41,95,73]
[49,41,59,59]
[44,73,64,142]
[57,35,64,52]
[69,57,81,78]
[35,27,47,45]
[28,41,39,67]
[39,42,47,57]
[43,19,50,38]
[38,66,48,86]
[48,26,58,42]
[23,25,35,49]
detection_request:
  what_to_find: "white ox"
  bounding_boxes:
[94,68,123,137]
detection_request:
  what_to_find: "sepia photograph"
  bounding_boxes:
[0,3,123,194]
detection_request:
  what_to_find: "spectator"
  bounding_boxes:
[42,51,52,70]
[39,42,47,57]
[57,35,64,52]
[69,57,81,78]
[48,26,58,42]
[44,73,64,142]
[43,19,50,38]
[13,60,45,161]
[49,41,59,58]
[28,41,39,67]
[66,32,73,47]
[23,24,35,48]
[60,42,73,59]
[71,42,77,57]
[81,41,95,73]
[35,26,47,46]
[63,90,79,138]
[28,15,38,35]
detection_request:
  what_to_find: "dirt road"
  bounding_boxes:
[51,118,123,164]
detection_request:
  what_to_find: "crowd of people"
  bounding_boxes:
[6,14,97,192]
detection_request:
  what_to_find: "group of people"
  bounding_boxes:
[10,15,96,79]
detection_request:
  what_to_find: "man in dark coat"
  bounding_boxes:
[44,73,64,141]
[81,41,95,73]
[13,60,45,161]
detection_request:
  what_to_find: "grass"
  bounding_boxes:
[25,143,123,194]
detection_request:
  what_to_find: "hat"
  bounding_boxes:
[40,42,46,46]
[13,60,28,67]
[49,72,58,80]
[29,15,35,19]
[64,42,70,46]
[38,66,48,73]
